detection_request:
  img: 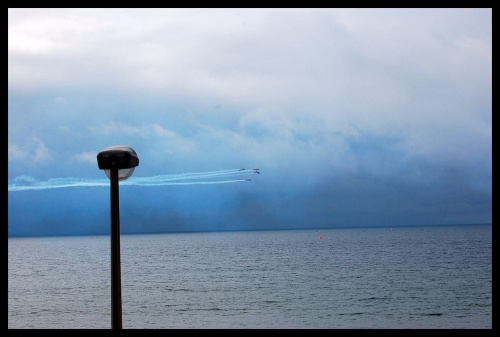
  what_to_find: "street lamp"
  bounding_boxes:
[97,145,139,329]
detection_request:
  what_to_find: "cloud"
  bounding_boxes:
[87,122,146,137]
[8,137,54,164]
[8,9,491,144]
[8,8,492,236]
[8,9,490,101]
[72,151,98,164]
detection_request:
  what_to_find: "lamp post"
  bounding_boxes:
[97,146,139,329]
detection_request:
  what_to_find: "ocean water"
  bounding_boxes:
[8,225,492,329]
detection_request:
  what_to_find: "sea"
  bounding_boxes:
[8,224,492,329]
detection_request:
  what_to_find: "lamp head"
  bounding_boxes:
[97,145,139,181]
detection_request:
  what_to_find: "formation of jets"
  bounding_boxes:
[239,168,259,181]
[239,168,260,174]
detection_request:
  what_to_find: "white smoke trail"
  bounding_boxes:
[8,169,258,192]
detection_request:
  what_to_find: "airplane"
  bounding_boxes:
[239,168,245,171]
[253,168,260,174]
[245,178,251,182]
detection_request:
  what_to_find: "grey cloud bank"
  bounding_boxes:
[8,8,491,237]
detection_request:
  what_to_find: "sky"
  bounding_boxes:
[8,8,492,237]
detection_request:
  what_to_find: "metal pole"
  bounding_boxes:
[110,168,122,329]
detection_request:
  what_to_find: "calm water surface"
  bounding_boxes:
[8,225,492,329]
